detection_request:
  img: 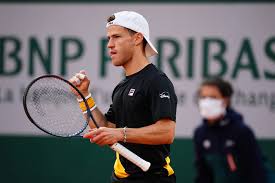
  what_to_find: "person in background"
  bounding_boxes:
[193,77,275,183]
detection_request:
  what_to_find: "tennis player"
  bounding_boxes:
[70,11,177,183]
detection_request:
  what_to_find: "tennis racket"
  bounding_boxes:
[23,74,151,172]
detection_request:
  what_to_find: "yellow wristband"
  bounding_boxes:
[79,97,96,112]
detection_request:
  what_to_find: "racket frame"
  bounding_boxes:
[23,74,91,138]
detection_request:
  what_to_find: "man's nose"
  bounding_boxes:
[107,39,114,48]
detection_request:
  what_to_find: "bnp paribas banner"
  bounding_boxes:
[0,3,275,138]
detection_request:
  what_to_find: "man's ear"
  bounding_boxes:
[223,97,230,107]
[134,33,144,46]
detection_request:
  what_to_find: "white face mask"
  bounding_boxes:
[198,98,226,119]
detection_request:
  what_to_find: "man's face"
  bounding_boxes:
[198,85,227,123]
[107,25,135,67]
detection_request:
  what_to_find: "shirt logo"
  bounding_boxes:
[220,119,229,126]
[225,139,235,147]
[128,89,135,96]
[159,92,170,99]
[203,139,211,149]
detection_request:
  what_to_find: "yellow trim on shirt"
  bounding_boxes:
[114,152,129,178]
[164,156,174,176]
[114,154,174,178]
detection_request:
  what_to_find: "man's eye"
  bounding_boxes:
[200,96,218,99]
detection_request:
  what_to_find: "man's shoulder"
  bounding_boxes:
[145,65,172,83]
[194,122,207,134]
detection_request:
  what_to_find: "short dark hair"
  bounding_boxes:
[196,77,234,107]
[107,15,115,23]
[200,77,234,98]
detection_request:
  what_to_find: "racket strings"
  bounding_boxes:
[25,77,88,137]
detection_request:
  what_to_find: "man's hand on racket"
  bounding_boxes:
[83,127,123,146]
[69,70,90,98]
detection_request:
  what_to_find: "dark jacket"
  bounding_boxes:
[193,108,275,183]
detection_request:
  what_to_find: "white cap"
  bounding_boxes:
[106,11,158,57]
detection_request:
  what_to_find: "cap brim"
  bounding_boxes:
[144,37,158,57]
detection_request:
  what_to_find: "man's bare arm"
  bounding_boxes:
[124,119,175,145]
[88,107,116,128]
[84,119,175,146]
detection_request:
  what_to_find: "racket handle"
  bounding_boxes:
[110,143,151,172]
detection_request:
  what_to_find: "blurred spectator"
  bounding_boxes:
[193,77,275,183]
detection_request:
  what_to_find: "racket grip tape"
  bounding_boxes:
[110,143,151,172]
